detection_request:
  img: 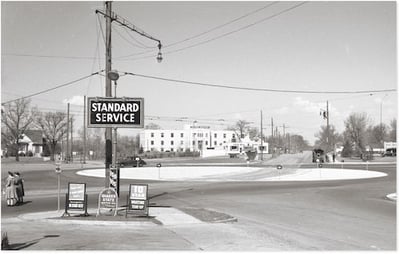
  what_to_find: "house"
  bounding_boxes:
[18,130,45,157]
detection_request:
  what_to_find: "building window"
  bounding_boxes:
[214,141,217,146]
[181,133,184,138]
[171,133,174,138]
[205,141,208,146]
[232,134,235,138]
[171,141,174,145]
[180,148,184,152]
[214,133,217,138]
[223,134,226,138]
[205,133,208,138]
[150,140,154,145]
[171,148,174,152]
[161,133,164,138]
[151,133,154,138]
[180,141,184,145]
[161,148,164,152]
[192,141,195,145]
[161,141,164,146]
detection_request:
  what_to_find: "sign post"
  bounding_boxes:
[55,163,62,212]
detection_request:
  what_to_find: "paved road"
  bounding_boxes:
[1,155,396,250]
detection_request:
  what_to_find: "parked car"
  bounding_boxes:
[383,148,396,157]
[117,156,147,168]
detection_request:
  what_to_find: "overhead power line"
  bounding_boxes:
[1,71,104,105]
[124,72,397,94]
[117,1,308,61]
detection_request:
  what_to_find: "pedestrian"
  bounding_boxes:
[4,171,17,206]
[14,172,25,205]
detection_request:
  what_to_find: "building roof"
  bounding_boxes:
[23,130,44,144]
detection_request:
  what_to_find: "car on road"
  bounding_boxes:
[117,156,147,168]
[383,148,396,157]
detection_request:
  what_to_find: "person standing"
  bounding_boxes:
[5,172,17,206]
[14,172,24,205]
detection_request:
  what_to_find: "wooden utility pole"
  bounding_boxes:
[326,100,330,152]
[104,1,112,188]
[260,110,263,161]
[71,115,73,162]
[66,103,70,162]
[83,95,86,164]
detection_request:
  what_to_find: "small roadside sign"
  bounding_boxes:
[97,188,118,216]
[63,182,88,217]
[126,184,149,217]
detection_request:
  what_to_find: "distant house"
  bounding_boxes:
[18,130,45,157]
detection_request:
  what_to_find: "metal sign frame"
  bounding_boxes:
[87,97,144,128]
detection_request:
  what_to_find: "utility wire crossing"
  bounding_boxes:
[123,72,397,95]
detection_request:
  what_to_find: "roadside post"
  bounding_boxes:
[135,157,140,168]
[55,163,62,212]
[277,165,283,180]
[366,160,369,171]
[156,163,162,179]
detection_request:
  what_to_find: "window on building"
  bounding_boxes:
[205,133,208,138]
[180,141,184,145]
[214,133,217,138]
[181,133,184,138]
[171,148,174,152]
[151,133,154,138]
[232,134,235,138]
[214,141,217,146]
[171,133,174,138]
[223,134,226,138]
[205,141,208,146]
[171,141,174,145]
[180,148,184,152]
[150,140,154,145]
[161,133,164,138]
[192,141,195,145]
[161,141,164,145]
[161,148,164,152]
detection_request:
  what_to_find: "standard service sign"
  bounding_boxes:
[88,97,144,128]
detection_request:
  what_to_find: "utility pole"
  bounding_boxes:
[83,95,87,164]
[271,117,274,153]
[326,100,330,152]
[66,103,70,162]
[71,115,74,162]
[104,1,113,188]
[260,110,263,161]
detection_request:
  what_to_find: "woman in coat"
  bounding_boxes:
[14,172,24,205]
[5,171,17,206]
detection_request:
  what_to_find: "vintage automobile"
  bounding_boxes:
[117,156,147,168]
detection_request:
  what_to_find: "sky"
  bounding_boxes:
[1,1,398,144]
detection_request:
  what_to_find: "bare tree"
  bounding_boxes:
[314,125,341,152]
[343,112,369,156]
[36,111,67,161]
[1,98,37,161]
[227,120,251,141]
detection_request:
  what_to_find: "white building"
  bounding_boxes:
[140,124,237,153]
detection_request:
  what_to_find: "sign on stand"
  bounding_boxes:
[97,188,118,217]
[63,183,88,217]
[126,184,149,218]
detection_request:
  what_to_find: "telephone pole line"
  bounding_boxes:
[260,110,263,161]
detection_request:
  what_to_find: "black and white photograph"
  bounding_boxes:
[1,1,397,251]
